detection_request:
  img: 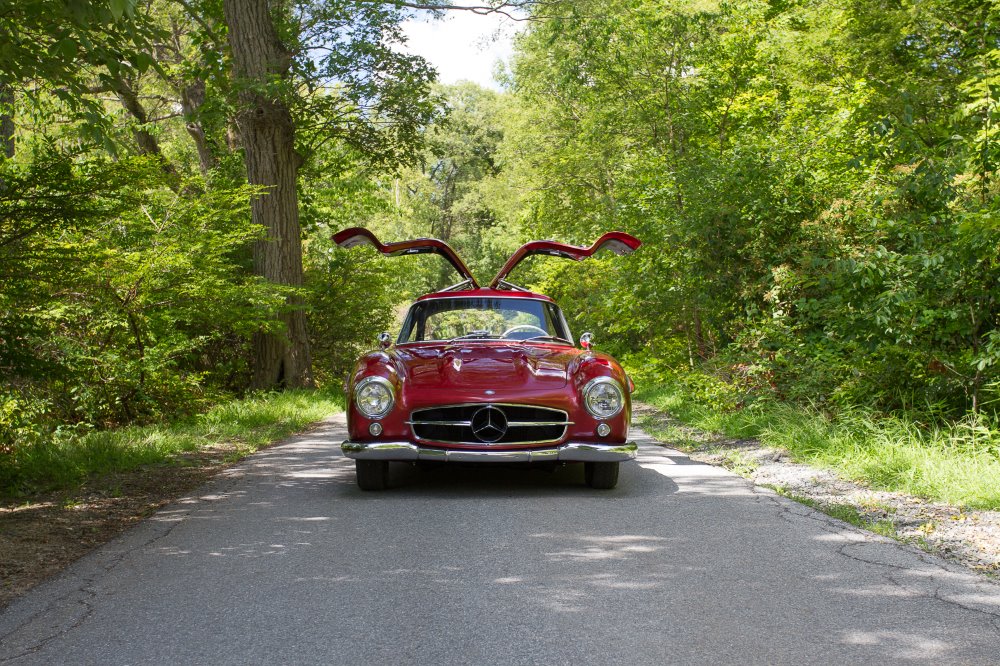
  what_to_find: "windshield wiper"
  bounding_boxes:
[522,335,573,345]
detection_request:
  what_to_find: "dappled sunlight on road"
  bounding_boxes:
[839,631,954,660]
[532,533,668,562]
[634,439,757,496]
[819,536,1000,618]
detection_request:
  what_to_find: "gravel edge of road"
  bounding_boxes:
[633,402,1000,581]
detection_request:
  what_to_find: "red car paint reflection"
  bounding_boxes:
[334,228,641,491]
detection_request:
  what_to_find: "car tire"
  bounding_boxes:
[584,461,619,489]
[356,460,389,491]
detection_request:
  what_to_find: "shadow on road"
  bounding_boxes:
[5,420,999,665]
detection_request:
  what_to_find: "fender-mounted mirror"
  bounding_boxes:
[580,332,593,350]
[378,332,392,349]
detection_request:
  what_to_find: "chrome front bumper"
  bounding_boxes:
[341,440,638,463]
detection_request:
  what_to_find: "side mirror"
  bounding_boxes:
[377,332,392,349]
[580,332,593,350]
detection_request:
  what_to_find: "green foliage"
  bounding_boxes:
[0,152,285,434]
[364,83,519,294]
[638,380,1000,509]
[0,388,343,497]
[505,0,1000,417]
[298,142,399,383]
[265,0,441,169]
[0,0,443,465]
[303,235,396,384]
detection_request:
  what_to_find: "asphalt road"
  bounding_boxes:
[2,415,999,665]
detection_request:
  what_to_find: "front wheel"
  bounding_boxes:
[584,461,619,489]
[356,460,389,491]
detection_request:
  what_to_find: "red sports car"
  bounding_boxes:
[333,227,641,491]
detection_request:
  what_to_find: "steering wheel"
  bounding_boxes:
[500,324,549,340]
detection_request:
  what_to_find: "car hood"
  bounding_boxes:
[394,343,578,391]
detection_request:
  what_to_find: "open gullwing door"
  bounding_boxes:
[489,232,641,289]
[333,227,479,289]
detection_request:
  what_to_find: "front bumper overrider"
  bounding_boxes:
[341,440,638,463]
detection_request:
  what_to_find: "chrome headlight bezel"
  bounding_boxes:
[354,376,395,419]
[582,376,625,419]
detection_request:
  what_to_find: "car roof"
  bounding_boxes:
[415,287,555,304]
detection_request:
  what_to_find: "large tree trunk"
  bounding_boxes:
[223,0,313,389]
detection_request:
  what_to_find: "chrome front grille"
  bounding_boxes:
[408,404,571,446]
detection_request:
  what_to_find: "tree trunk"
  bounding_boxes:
[180,80,217,175]
[113,76,169,163]
[164,16,220,176]
[0,82,14,159]
[692,306,707,360]
[223,0,313,389]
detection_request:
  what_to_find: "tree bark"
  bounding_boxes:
[180,80,217,175]
[112,76,170,163]
[692,307,707,360]
[223,0,313,389]
[166,17,219,176]
[1,82,15,159]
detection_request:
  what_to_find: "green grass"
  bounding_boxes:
[715,449,759,476]
[636,382,1000,510]
[1,389,343,497]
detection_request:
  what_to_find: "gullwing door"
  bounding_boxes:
[489,232,641,289]
[332,227,479,288]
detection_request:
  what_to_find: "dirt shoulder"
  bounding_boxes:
[0,448,239,608]
[0,413,343,611]
[634,402,1000,578]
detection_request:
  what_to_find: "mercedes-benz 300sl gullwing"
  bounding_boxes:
[333,227,641,491]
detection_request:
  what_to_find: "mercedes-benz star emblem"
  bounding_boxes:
[471,405,507,443]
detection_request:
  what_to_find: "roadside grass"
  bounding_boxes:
[636,383,1000,510]
[715,449,759,477]
[761,484,898,538]
[1,389,343,498]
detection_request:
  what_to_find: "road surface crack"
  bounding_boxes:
[930,584,1000,621]
[0,585,95,664]
[0,473,243,663]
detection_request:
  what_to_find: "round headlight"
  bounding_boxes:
[354,376,394,419]
[583,377,624,419]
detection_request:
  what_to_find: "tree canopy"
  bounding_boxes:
[1,0,998,457]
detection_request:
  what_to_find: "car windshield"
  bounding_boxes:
[398,297,573,344]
